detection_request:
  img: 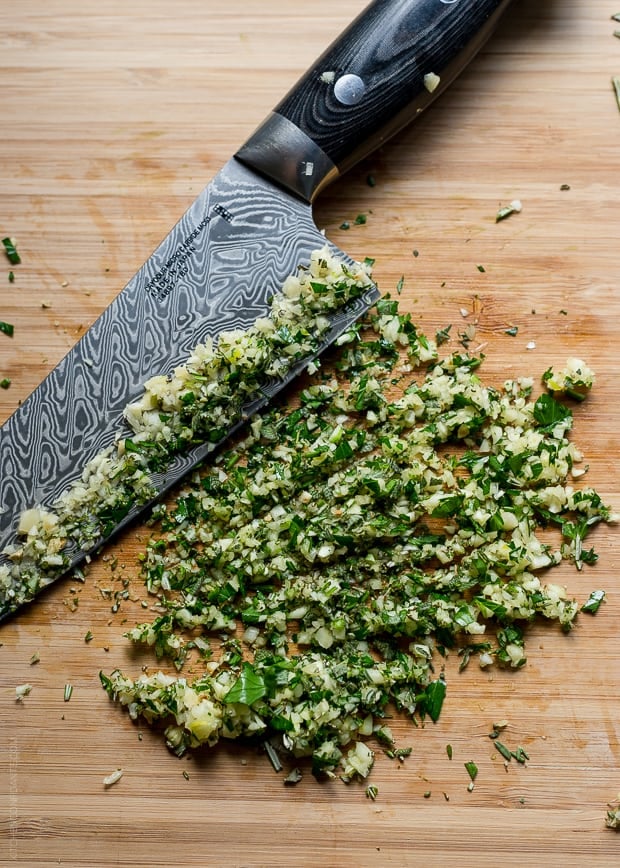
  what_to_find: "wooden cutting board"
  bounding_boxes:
[1,1,619,865]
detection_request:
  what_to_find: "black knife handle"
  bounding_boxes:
[236,0,513,201]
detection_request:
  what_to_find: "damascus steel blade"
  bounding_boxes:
[0,157,378,597]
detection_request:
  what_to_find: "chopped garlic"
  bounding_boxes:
[423,72,441,93]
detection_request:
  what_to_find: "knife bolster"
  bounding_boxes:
[235,112,339,203]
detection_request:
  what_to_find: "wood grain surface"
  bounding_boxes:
[1,1,619,865]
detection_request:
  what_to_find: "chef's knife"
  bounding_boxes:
[0,0,513,620]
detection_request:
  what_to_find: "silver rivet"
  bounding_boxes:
[333,73,366,106]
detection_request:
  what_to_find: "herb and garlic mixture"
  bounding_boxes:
[101,284,613,783]
[0,247,374,619]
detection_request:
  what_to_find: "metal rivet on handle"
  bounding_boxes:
[333,73,366,106]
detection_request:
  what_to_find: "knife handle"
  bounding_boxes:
[236,0,513,202]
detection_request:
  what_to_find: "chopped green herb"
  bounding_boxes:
[339,221,350,230]
[0,321,14,338]
[512,746,529,764]
[366,175,376,187]
[30,651,40,665]
[182,770,190,780]
[8,271,14,283]
[2,237,20,265]
[84,630,94,642]
[435,324,451,346]
[412,249,419,258]
[476,264,485,273]
[355,214,367,225]
[581,589,605,615]
[613,77,620,112]
[446,744,453,761]
[505,326,519,337]
[423,790,431,799]
[224,662,266,706]
[365,784,379,800]
[494,740,512,762]
[420,677,447,723]
[464,761,478,784]
[396,276,404,295]
[0,378,11,389]
[560,184,571,191]
[496,200,522,222]
[284,768,303,785]
[63,683,73,702]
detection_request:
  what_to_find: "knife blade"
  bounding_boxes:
[0,0,513,620]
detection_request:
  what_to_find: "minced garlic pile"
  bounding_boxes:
[99,272,614,784]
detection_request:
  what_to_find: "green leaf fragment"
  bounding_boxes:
[581,589,605,614]
[224,662,267,706]
[2,237,20,265]
[464,760,478,782]
[494,740,512,761]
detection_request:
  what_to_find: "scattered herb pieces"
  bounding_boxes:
[355,214,367,225]
[412,249,419,258]
[63,683,73,702]
[2,237,20,265]
[0,378,11,390]
[476,265,486,273]
[396,276,404,295]
[560,184,571,191]
[339,221,350,230]
[29,651,40,665]
[0,321,14,338]
[182,770,190,780]
[365,784,379,801]
[423,790,431,799]
[8,271,14,283]
[84,630,94,642]
[420,677,447,724]
[446,744,453,761]
[505,326,519,337]
[606,802,620,830]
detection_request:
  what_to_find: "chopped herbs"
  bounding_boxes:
[365,784,379,800]
[496,200,522,222]
[0,321,14,338]
[613,77,620,112]
[355,214,367,225]
[494,740,513,762]
[8,271,14,283]
[464,761,478,790]
[63,683,73,702]
[581,589,605,615]
[98,288,613,785]
[396,276,404,295]
[435,324,452,346]
[505,326,518,337]
[84,630,94,642]
[446,744,453,760]
[2,237,20,265]
[0,378,10,390]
